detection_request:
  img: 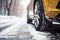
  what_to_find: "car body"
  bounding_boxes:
[33,0,60,31]
[42,0,60,22]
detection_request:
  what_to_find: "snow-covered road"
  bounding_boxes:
[0,16,27,36]
[0,16,50,40]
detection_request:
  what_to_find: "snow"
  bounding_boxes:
[0,16,50,40]
[26,24,49,40]
[0,16,27,37]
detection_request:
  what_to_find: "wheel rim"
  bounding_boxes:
[33,2,40,28]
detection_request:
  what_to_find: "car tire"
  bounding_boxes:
[33,0,52,31]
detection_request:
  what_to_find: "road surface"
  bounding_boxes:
[0,16,60,40]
